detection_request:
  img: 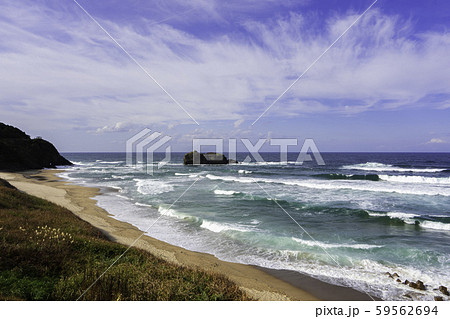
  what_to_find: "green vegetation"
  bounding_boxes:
[0,180,250,300]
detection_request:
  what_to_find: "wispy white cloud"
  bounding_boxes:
[426,138,447,144]
[437,99,450,110]
[95,122,132,134]
[1,1,449,135]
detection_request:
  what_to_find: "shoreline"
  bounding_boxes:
[0,169,376,301]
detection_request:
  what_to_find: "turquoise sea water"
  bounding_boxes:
[59,152,450,300]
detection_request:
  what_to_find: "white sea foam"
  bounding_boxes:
[158,206,201,223]
[200,220,252,233]
[419,221,450,231]
[71,161,91,166]
[366,212,386,217]
[111,174,132,180]
[368,211,418,224]
[134,178,174,195]
[205,174,450,197]
[368,212,450,231]
[56,172,79,182]
[96,161,124,164]
[238,170,252,174]
[292,237,383,250]
[135,202,153,208]
[158,207,178,218]
[342,162,446,173]
[379,175,450,184]
[214,189,239,195]
[245,248,449,301]
[386,212,418,224]
[206,174,253,183]
[175,172,200,178]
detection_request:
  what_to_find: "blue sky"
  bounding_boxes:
[0,0,449,152]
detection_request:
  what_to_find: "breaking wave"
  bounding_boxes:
[342,162,446,173]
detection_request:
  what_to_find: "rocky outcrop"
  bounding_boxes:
[0,123,72,171]
[409,280,426,291]
[439,286,449,296]
[203,152,229,164]
[183,151,207,165]
[183,151,236,165]
[385,272,450,300]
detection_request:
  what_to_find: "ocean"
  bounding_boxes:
[58,152,450,300]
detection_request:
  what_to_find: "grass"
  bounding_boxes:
[0,179,251,300]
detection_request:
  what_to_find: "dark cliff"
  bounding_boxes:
[183,151,237,165]
[0,123,72,171]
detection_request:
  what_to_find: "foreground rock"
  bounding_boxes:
[439,286,449,296]
[183,151,237,165]
[409,280,426,291]
[0,123,72,171]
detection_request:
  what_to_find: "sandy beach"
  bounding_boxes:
[0,169,376,301]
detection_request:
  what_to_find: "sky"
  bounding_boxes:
[0,0,449,152]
